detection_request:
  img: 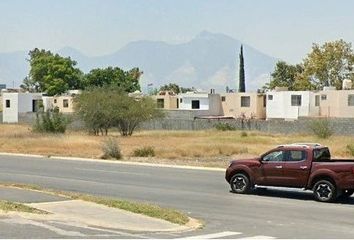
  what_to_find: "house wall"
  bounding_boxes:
[317,90,354,118]
[42,96,54,112]
[208,94,222,115]
[266,91,313,120]
[18,93,42,112]
[2,93,19,123]
[178,93,222,115]
[53,96,75,113]
[179,93,210,110]
[153,95,179,109]
[221,93,266,119]
[2,92,42,123]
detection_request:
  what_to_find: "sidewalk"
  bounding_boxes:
[0,186,193,233]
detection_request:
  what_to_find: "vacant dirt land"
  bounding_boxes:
[0,124,354,168]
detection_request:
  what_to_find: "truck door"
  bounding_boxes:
[258,150,287,186]
[283,150,311,187]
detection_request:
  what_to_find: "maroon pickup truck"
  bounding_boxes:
[225,143,354,202]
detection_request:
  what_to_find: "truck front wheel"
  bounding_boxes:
[313,180,337,202]
[230,173,251,194]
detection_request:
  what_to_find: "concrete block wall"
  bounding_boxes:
[141,117,354,136]
[12,112,354,136]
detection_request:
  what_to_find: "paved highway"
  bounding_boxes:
[1,155,354,239]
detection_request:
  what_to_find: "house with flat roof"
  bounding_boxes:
[266,90,318,120]
[220,92,266,119]
[42,90,81,113]
[2,92,43,123]
[314,89,354,118]
[178,91,222,116]
[152,91,179,109]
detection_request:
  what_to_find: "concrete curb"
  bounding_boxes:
[0,152,225,172]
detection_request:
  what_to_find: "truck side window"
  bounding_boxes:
[313,148,331,161]
[287,150,307,162]
[262,151,284,162]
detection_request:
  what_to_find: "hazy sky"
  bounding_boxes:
[1,0,353,63]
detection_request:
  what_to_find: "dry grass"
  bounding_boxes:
[0,200,48,214]
[1,124,354,168]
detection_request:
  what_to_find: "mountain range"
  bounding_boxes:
[0,31,278,92]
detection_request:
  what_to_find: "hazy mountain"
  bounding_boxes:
[0,51,28,88]
[0,31,278,92]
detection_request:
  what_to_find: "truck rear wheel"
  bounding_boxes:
[230,173,251,194]
[313,180,337,202]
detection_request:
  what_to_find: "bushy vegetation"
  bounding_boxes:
[309,118,334,139]
[33,107,69,133]
[240,131,248,137]
[132,146,155,157]
[346,144,354,156]
[74,86,164,136]
[214,122,236,131]
[101,137,122,159]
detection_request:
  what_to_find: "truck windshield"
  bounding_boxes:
[313,148,331,161]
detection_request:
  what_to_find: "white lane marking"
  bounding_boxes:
[176,231,242,239]
[239,236,275,239]
[48,220,149,238]
[1,217,85,237]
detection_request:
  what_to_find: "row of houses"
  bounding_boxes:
[2,86,354,123]
[154,87,354,120]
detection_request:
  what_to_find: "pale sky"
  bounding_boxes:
[1,0,353,63]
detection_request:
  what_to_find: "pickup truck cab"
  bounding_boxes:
[225,143,354,202]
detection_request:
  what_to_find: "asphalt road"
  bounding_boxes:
[1,155,354,239]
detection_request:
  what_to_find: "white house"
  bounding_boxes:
[178,91,222,115]
[266,90,318,120]
[2,92,43,123]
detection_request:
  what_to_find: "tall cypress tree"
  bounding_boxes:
[238,45,246,92]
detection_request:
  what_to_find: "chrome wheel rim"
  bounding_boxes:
[232,176,246,191]
[315,183,332,201]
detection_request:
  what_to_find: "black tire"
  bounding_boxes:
[230,173,251,194]
[339,189,354,199]
[313,180,337,202]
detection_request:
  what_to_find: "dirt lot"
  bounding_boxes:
[1,124,353,168]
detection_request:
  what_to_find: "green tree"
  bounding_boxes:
[266,61,304,90]
[159,83,181,94]
[301,39,354,90]
[83,66,142,92]
[159,83,195,94]
[74,86,163,136]
[21,48,83,96]
[238,45,246,92]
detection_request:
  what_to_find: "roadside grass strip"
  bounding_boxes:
[0,183,190,225]
[0,200,48,214]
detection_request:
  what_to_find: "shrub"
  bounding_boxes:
[133,146,155,157]
[74,86,164,136]
[240,131,248,137]
[346,144,354,156]
[33,108,69,133]
[101,137,122,159]
[214,122,236,131]
[309,118,333,139]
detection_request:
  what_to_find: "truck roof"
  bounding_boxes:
[276,143,326,149]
